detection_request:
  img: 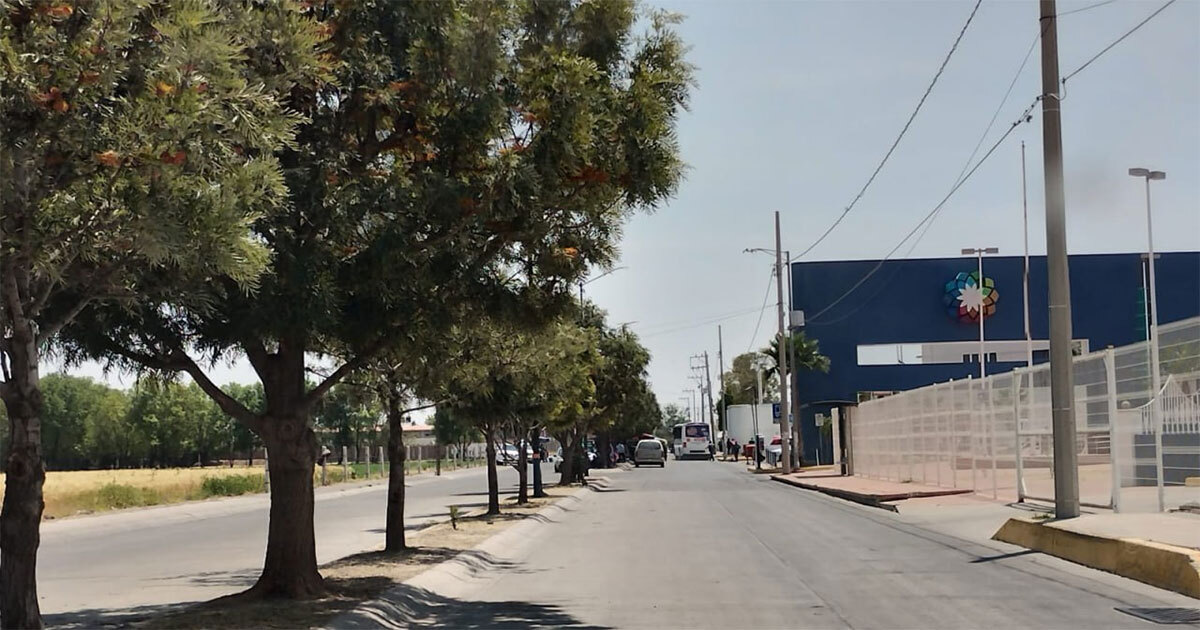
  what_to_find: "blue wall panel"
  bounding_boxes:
[790,252,1200,463]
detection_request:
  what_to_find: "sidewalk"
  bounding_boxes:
[771,469,971,510]
[769,468,1200,600]
[994,512,1200,598]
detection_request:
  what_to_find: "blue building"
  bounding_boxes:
[790,251,1200,464]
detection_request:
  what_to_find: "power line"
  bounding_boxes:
[1059,0,1119,17]
[638,306,766,340]
[807,98,1039,324]
[792,0,983,262]
[1061,0,1177,84]
[637,304,765,335]
[746,267,775,352]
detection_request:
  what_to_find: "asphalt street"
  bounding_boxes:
[430,459,1198,629]
[39,464,520,627]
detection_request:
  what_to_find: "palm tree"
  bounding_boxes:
[758,332,830,382]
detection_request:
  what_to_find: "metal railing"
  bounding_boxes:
[851,316,1200,512]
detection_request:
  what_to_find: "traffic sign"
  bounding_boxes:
[772,402,781,419]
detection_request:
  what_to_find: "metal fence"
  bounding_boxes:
[851,316,1200,512]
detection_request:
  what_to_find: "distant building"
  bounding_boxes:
[402,423,436,446]
[791,251,1200,464]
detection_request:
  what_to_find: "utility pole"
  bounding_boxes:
[774,211,792,473]
[718,326,727,441]
[785,249,801,468]
[1039,0,1079,519]
[703,351,715,449]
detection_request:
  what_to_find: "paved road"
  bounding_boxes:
[40,464,522,627]
[432,460,1197,629]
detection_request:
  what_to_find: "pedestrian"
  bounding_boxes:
[731,438,739,462]
[616,441,626,463]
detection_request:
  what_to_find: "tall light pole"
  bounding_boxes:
[1128,168,1165,398]
[1039,0,1078,519]
[961,247,999,378]
[1130,167,1166,512]
[1021,142,1033,369]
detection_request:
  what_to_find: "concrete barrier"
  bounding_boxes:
[993,517,1200,599]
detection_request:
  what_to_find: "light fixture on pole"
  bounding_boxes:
[578,265,628,303]
[961,247,999,378]
[1129,167,1166,512]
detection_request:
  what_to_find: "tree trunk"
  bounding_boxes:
[0,318,46,629]
[384,389,406,552]
[557,435,575,486]
[484,429,499,515]
[245,417,324,599]
[516,435,528,505]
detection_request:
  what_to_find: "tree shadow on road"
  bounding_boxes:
[334,584,609,629]
[44,601,195,629]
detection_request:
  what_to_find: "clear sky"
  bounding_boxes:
[57,0,1200,418]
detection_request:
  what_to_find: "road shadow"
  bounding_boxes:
[330,583,608,629]
[43,601,196,629]
[154,568,259,588]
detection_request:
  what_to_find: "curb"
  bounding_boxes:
[326,483,597,629]
[993,517,1200,599]
[770,474,971,511]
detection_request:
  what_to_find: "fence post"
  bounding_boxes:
[968,376,976,493]
[1012,369,1026,503]
[933,385,941,487]
[988,379,998,500]
[1104,348,1120,512]
[342,446,348,482]
[1154,379,1166,513]
[902,398,912,482]
[949,380,958,488]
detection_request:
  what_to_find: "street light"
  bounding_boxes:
[961,247,1000,378]
[578,266,629,302]
[1130,167,1166,512]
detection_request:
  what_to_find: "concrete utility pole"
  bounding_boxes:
[1039,0,1079,519]
[718,326,727,440]
[774,211,792,473]
[703,351,715,448]
[785,250,801,468]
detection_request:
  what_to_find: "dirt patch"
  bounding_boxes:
[137,485,579,629]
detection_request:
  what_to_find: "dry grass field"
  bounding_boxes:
[2,458,486,520]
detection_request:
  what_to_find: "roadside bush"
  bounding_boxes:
[200,474,264,497]
[94,483,160,509]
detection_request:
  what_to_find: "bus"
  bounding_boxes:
[671,422,713,460]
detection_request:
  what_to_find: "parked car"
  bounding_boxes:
[552,449,597,473]
[497,442,534,466]
[633,439,666,467]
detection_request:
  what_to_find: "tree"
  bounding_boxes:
[431,406,478,460]
[0,3,322,621]
[760,332,829,464]
[759,332,830,380]
[657,403,688,440]
[313,384,382,462]
[63,0,690,600]
[723,352,778,405]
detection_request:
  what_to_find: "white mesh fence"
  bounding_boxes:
[851,316,1200,512]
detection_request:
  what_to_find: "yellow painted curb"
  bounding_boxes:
[993,517,1200,599]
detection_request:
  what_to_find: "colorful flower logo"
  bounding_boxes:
[944,271,998,322]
